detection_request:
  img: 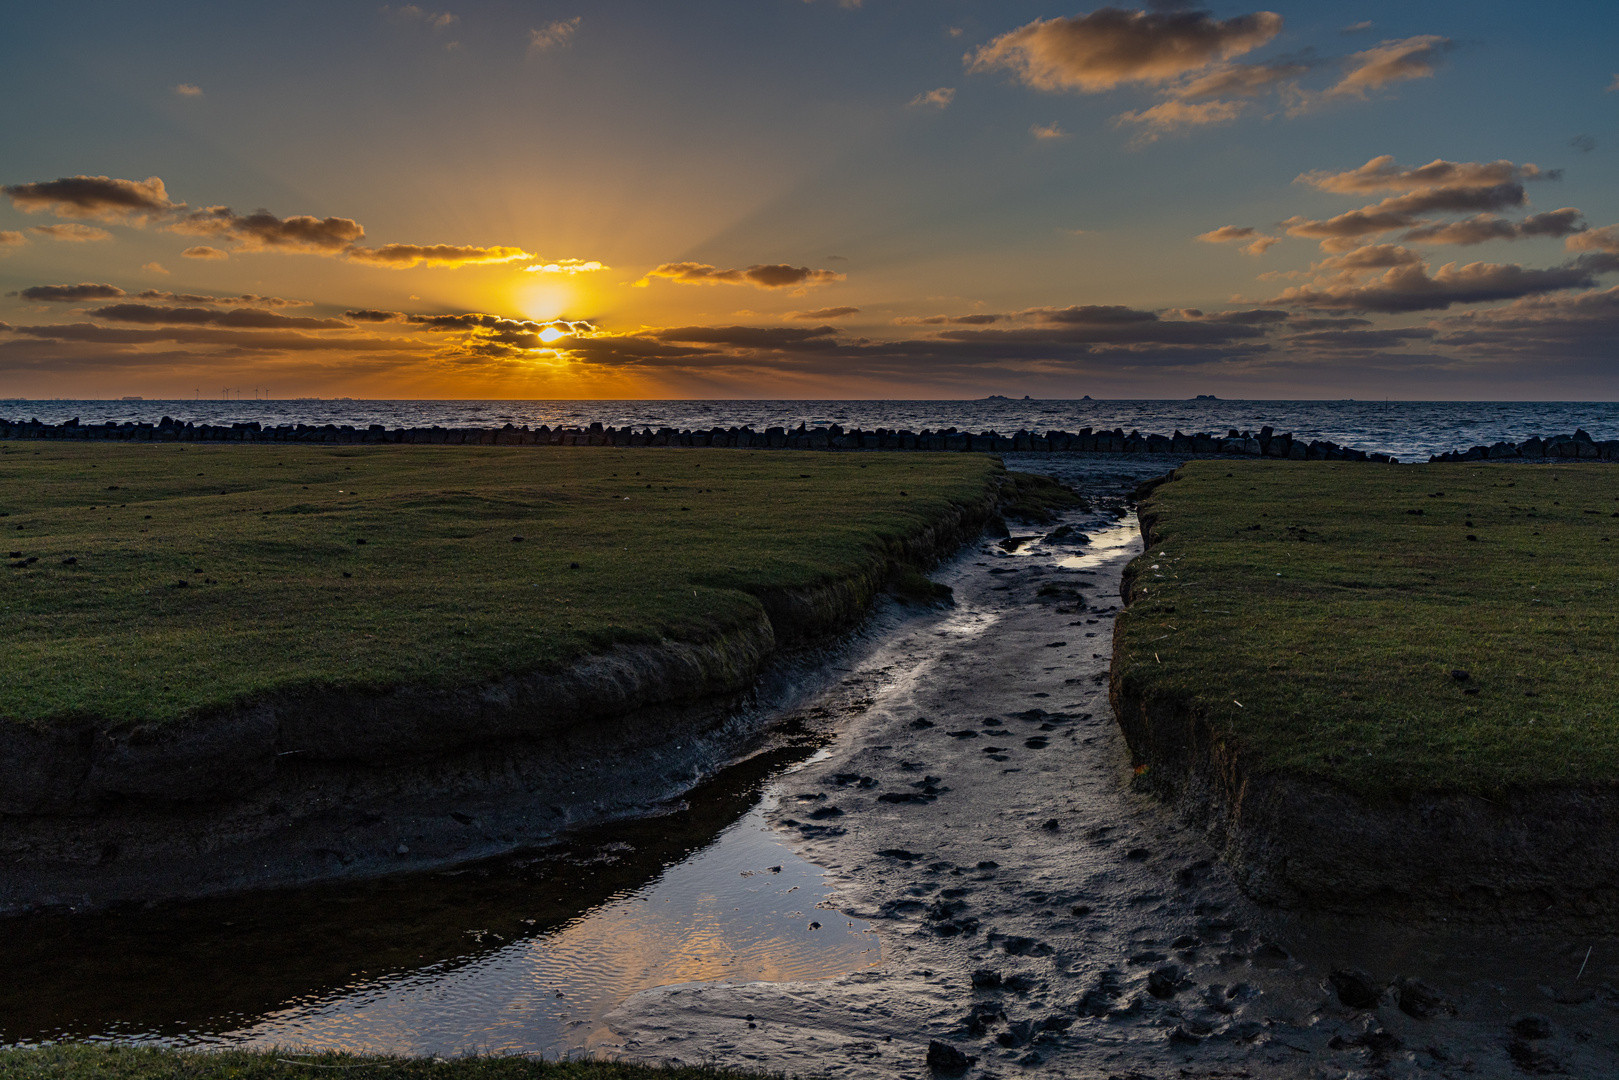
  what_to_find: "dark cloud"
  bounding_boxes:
[1283,182,1532,250]
[136,291,313,308]
[18,283,127,302]
[638,262,846,289]
[893,313,1004,325]
[788,306,860,320]
[1021,304,1161,325]
[169,207,366,253]
[1571,135,1597,154]
[967,8,1283,93]
[1435,286,1619,360]
[2,175,176,222]
[88,304,350,330]
[1400,209,1585,246]
[1172,307,1291,324]
[1315,244,1423,271]
[651,325,839,348]
[345,309,406,323]
[3,323,420,353]
[1286,327,1436,349]
[1267,257,1612,313]
[1287,317,1373,330]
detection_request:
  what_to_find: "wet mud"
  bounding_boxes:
[604,455,1619,1079]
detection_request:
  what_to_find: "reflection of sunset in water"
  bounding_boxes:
[214,788,877,1058]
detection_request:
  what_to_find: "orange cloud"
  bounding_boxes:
[346,243,531,269]
[968,8,1282,93]
[29,223,111,242]
[182,245,229,260]
[1326,35,1451,98]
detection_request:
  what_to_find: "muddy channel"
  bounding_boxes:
[2,455,1616,1078]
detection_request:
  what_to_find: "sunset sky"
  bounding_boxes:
[3,1,1617,400]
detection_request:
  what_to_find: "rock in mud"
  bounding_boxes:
[925,1039,972,1073]
[1396,975,1456,1019]
[1329,967,1382,1009]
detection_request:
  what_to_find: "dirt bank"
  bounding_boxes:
[1110,470,1619,930]
[0,479,1009,916]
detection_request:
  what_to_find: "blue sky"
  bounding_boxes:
[3,2,1618,399]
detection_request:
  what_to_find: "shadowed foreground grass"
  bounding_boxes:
[0,1046,767,1080]
[1115,460,1619,800]
[0,443,1005,730]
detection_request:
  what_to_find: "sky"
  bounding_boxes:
[2,1,1618,401]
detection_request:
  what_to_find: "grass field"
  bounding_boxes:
[0,443,1005,731]
[1115,460,1619,801]
[0,1046,761,1080]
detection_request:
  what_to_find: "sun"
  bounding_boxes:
[518,282,573,321]
[538,325,566,343]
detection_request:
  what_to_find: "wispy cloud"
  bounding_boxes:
[30,223,112,242]
[173,83,203,97]
[523,259,606,274]
[1030,121,1069,139]
[908,87,955,109]
[529,16,580,52]
[788,306,860,320]
[1325,35,1451,98]
[0,231,26,251]
[346,243,531,269]
[182,245,229,260]
[1197,225,1280,255]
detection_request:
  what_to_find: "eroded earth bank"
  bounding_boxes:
[604,455,1619,1080]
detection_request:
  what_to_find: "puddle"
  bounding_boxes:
[990,511,1142,573]
[0,742,878,1056]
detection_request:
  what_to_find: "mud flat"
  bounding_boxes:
[0,444,1076,914]
[1111,460,1619,927]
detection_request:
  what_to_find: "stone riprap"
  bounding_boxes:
[1429,427,1619,462]
[0,416,1401,460]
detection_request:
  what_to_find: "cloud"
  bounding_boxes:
[2,174,176,223]
[29,223,112,242]
[18,283,127,302]
[1287,317,1372,330]
[967,8,1283,93]
[0,231,25,250]
[1314,243,1423,271]
[788,306,860,320]
[636,262,846,289]
[1171,307,1291,324]
[142,263,169,275]
[88,303,349,330]
[1030,121,1069,139]
[1267,257,1612,313]
[908,87,955,109]
[345,243,531,269]
[1175,59,1309,99]
[136,290,313,308]
[1297,155,1552,194]
[529,16,580,52]
[1326,35,1451,98]
[182,245,229,260]
[523,258,606,274]
[1282,184,1535,251]
[1400,209,1586,246]
[1608,74,1619,93]
[1115,96,1245,139]
[1287,326,1436,350]
[3,322,422,354]
[1435,285,1619,361]
[1197,225,1280,255]
[1565,224,1619,254]
[1571,134,1596,154]
[169,206,366,252]
[386,5,458,30]
[1341,21,1373,34]
[174,83,203,97]
[894,313,1004,325]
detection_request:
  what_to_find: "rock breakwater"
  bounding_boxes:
[1,416,1399,460]
[1429,428,1619,461]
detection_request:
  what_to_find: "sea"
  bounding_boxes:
[2,399,1617,462]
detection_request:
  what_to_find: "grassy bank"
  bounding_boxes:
[0,443,1007,730]
[0,1046,760,1080]
[1115,460,1619,801]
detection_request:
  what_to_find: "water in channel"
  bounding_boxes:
[0,738,879,1056]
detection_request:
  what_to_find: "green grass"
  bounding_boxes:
[1115,460,1619,801]
[0,1046,764,1080]
[0,443,1002,730]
